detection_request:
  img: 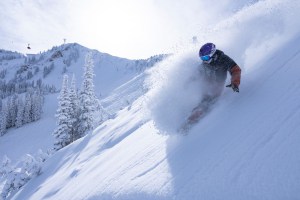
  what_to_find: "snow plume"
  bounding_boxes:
[145,51,204,134]
[144,0,300,135]
[195,0,300,72]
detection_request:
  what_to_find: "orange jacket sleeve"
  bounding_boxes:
[230,65,241,86]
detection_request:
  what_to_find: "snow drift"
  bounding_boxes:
[144,52,203,134]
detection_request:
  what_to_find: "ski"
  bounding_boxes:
[178,96,218,134]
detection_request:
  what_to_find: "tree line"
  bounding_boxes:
[0,89,43,136]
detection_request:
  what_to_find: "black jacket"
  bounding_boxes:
[201,50,237,84]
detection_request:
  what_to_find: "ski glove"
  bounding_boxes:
[226,84,239,93]
[228,65,241,93]
[230,65,241,86]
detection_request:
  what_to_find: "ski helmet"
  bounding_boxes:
[199,43,216,62]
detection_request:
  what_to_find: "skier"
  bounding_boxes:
[181,43,241,131]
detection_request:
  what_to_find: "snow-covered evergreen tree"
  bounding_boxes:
[0,156,14,199]
[1,153,46,199]
[53,75,72,150]
[32,90,43,121]
[15,96,24,128]
[7,94,18,128]
[0,155,12,177]
[36,149,50,163]
[22,154,42,177]
[0,104,8,136]
[23,92,32,124]
[69,74,80,142]
[6,97,13,128]
[1,160,29,199]
[78,52,99,137]
[1,170,23,199]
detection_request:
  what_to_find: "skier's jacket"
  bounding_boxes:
[201,49,241,86]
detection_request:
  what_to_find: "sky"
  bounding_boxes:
[0,0,254,59]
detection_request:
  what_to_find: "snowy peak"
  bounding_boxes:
[0,43,168,97]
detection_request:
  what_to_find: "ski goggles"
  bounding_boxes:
[200,55,211,61]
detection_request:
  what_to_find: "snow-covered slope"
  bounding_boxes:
[12,34,300,200]
[3,0,300,199]
[0,43,166,163]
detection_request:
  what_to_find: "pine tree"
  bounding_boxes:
[1,153,44,199]
[16,96,24,128]
[22,154,42,177]
[9,94,18,127]
[5,97,13,128]
[69,74,80,142]
[0,104,8,136]
[78,52,98,137]
[0,155,12,177]
[23,92,32,124]
[53,75,72,150]
[1,170,19,199]
[32,90,43,121]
